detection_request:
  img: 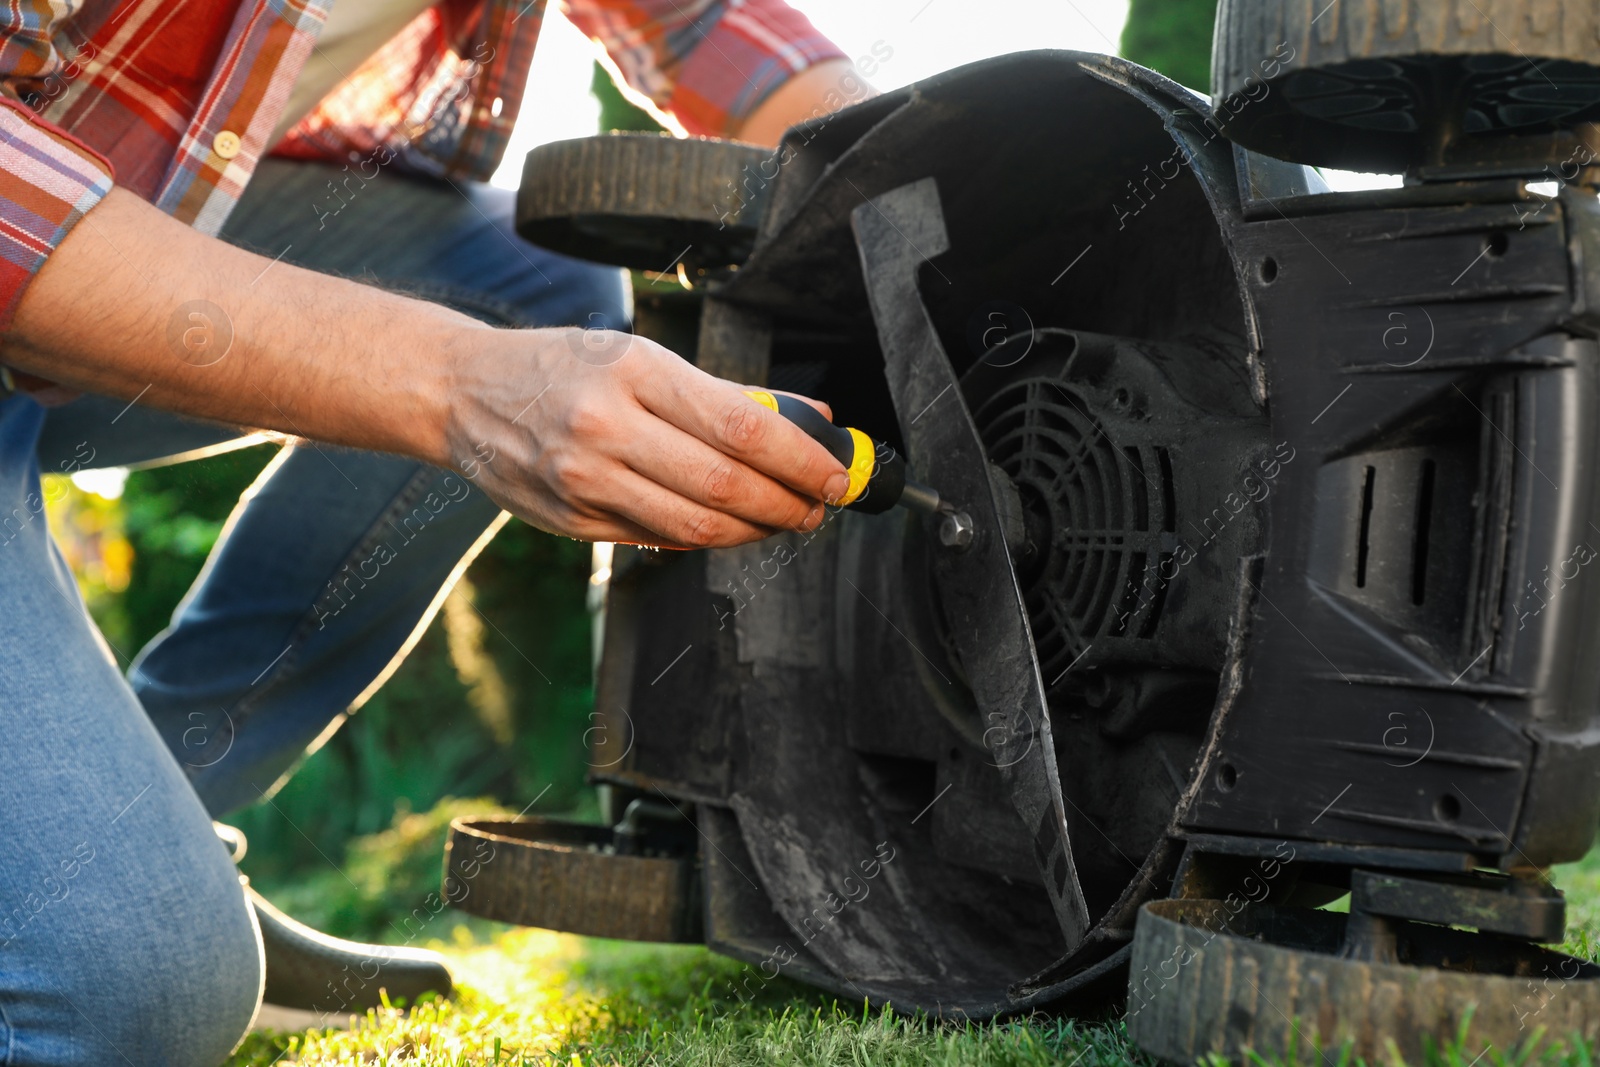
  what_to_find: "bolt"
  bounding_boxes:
[939,510,975,550]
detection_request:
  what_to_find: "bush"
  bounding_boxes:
[1120,0,1219,92]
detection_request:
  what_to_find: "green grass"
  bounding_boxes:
[222,801,1600,1066]
[228,798,1150,1066]
[230,930,1144,1066]
[1556,847,1600,948]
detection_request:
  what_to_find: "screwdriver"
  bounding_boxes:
[744,390,944,515]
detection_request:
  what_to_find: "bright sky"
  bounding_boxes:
[490,0,1132,188]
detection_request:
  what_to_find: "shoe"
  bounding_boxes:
[214,823,453,1014]
[248,885,455,1014]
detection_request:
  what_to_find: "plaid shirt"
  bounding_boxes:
[0,0,843,333]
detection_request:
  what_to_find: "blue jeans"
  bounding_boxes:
[2,159,628,1064]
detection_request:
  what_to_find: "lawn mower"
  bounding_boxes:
[446,1,1600,1059]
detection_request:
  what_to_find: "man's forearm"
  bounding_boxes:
[6,186,467,468]
[1,186,851,550]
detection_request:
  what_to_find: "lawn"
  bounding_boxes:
[224,804,1600,1067]
[228,930,1135,1067]
[225,798,1141,1066]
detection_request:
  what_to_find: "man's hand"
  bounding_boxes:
[448,329,848,547]
[5,187,846,549]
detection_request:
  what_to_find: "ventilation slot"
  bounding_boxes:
[1124,447,1150,531]
[1412,459,1435,606]
[1156,447,1176,532]
[1356,465,1375,589]
[1305,386,1508,663]
[1467,383,1517,665]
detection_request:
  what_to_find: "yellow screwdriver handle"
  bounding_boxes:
[744,390,875,507]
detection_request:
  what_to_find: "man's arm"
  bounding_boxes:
[565,0,856,142]
[4,187,850,548]
[734,58,874,147]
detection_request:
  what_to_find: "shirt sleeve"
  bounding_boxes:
[0,95,115,336]
[563,0,848,139]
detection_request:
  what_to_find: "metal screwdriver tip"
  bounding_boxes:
[899,480,943,515]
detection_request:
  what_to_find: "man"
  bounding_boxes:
[0,1,864,1061]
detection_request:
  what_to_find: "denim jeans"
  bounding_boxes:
[1,158,628,1064]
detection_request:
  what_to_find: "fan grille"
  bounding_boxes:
[972,379,1173,683]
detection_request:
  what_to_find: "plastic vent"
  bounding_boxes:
[972,379,1172,684]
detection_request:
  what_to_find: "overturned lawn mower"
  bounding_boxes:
[447,2,1600,1061]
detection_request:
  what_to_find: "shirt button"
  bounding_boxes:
[212,130,242,159]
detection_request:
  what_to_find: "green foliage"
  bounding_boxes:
[1119,0,1220,92]
[591,61,667,134]
[43,475,137,656]
[224,516,600,882]
[118,444,278,652]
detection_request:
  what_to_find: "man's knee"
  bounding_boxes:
[61,870,263,1065]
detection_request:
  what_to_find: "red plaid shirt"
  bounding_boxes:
[0,0,843,333]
